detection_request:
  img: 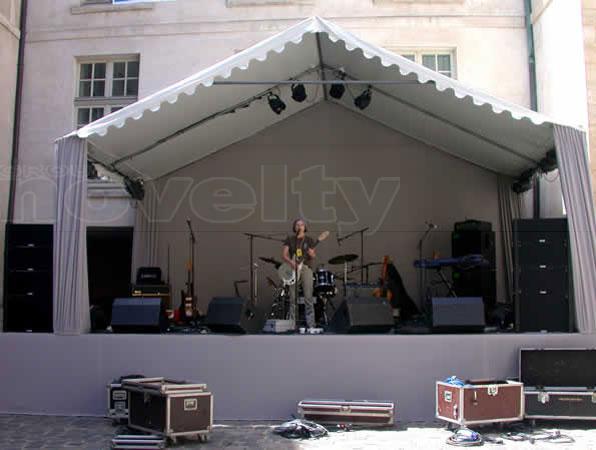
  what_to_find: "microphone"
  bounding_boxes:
[426,221,437,230]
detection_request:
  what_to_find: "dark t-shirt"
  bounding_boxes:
[283,235,316,268]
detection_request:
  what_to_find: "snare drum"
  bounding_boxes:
[313,269,336,297]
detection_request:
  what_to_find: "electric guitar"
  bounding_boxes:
[373,255,393,302]
[278,231,330,285]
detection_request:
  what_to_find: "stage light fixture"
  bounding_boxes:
[538,149,557,173]
[124,177,145,201]
[291,83,307,102]
[511,168,535,194]
[354,87,372,110]
[267,93,286,114]
[329,71,346,99]
[512,179,532,194]
[329,83,345,99]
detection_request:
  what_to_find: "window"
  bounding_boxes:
[75,56,139,128]
[397,50,455,78]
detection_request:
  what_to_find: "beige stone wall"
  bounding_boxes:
[583,0,596,206]
[0,0,22,330]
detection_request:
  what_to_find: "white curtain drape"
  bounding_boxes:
[554,125,596,333]
[131,180,159,282]
[498,175,522,304]
[53,135,90,335]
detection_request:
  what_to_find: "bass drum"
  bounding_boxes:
[313,269,336,297]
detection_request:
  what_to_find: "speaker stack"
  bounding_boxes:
[513,218,573,332]
[451,220,496,313]
[3,224,54,332]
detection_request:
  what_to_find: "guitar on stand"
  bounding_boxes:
[180,219,198,323]
[373,255,393,303]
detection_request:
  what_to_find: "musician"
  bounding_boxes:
[282,218,316,329]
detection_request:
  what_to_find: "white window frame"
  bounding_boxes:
[394,49,456,78]
[74,54,139,128]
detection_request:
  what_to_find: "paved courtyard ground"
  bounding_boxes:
[1,414,595,449]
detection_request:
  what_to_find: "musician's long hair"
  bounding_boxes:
[292,218,308,233]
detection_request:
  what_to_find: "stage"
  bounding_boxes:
[1,332,595,422]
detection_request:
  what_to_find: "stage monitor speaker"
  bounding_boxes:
[329,296,394,334]
[431,297,485,333]
[206,297,263,334]
[111,297,167,333]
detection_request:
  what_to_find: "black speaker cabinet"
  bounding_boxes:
[452,220,496,311]
[513,218,573,332]
[3,223,54,332]
[206,297,263,334]
[329,296,394,334]
[431,297,485,333]
[111,297,167,333]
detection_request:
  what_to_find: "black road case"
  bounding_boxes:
[520,349,596,420]
[123,377,213,444]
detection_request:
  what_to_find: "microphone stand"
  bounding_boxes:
[417,223,435,313]
[244,232,284,306]
[337,227,369,284]
[294,229,300,328]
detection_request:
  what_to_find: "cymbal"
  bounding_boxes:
[259,256,282,268]
[328,254,359,265]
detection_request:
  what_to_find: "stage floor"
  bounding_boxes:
[1,332,595,421]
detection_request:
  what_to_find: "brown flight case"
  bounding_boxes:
[436,379,524,426]
[122,377,212,444]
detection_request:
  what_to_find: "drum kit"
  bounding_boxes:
[259,252,364,326]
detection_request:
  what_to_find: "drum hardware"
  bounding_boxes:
[336,227,369,283]
[313,268,336,297]
[340,261,383,284]
[244,233,285,306]
[328,254,359,265]
[265,276,278,288]
[328,253,359,297]
[233,279,247,298]
[259,256,282,269]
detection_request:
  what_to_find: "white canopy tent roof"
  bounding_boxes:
[74,16,574,181]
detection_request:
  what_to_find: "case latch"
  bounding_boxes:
[538,392,550,404]
[487,385,499,396]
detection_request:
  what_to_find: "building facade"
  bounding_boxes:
[15,0,540,225]
[0,0,22,328]
[4,0,591,325]
[583,0,596,205]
